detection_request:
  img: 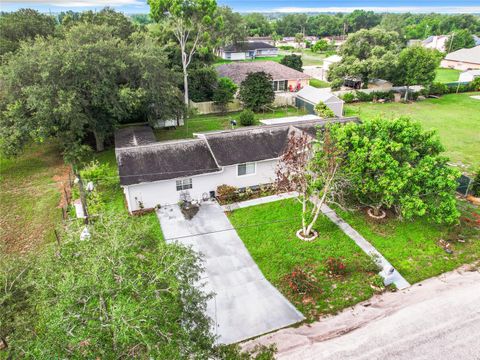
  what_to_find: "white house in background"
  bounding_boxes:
[321,54,342,81]
[115,118,358,212]
[295,85,344,117]
[441,45,480,70]
[458,69,480,82]
[218,41,278,60]
[422,35,449,52]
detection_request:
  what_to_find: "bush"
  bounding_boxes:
[213,77,237,113]
[216,184,238,203]
[314,101,335,118]
[341,92,355,103]
[238,71,275,111]
[471,77,480,91]
[280,54,303,72]
[428,82,448,95]
[283,265,321,295]
[355,91,373,102]
[325,257,347,276]
[239,109,255,126]
[472,170,480,197]
[279,45,294,50]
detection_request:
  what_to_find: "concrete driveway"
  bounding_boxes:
[157,201,304,344]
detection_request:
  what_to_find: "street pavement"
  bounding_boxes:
[243,266,480,360]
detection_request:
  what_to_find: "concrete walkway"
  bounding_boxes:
[242,265,480,359]
[221,192,298,212]
[157,201,304,344]
[321,204,410,290]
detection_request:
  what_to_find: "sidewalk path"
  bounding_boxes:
[321,204,410,290]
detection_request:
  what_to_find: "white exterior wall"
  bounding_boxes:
[124,159,278,212]
[222,52,247,60]
[325,101,344,117]
[257,48,278,57]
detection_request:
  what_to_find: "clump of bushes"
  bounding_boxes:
[325,257,347,276]
[471,169,480,197]
[283,265,321,295]
[239,109,255,126]
[341,92,355,103]
[279,45,294,50]
[216,184,237,203]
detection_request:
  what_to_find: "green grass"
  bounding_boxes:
[228,199,385,320]
[345,92,480,170]
[278,49,326,66]
[310,78,330,88]
[0,143,65,253]
[435,68,461,83]
[155,107,307,141]
[333,202,480,284]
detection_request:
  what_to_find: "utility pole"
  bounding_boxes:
[74,169,89,224]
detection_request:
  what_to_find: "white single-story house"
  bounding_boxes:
[441,45,480,71]
[218,41,278,61]
[295,85,344,117]
[115,118,358,212]
[321,55,342,81]
[458,69,480,82]
[246,36,275,46]
[216,61,311,92]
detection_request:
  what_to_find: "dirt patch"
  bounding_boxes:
[53,165,73,208]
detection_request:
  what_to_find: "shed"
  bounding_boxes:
[295,86,344,117]
[458,70,480,82]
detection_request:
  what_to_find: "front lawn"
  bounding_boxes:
[155,107,307,141]
[228,199,384,320]
[435,68,461,83]
[0,143,66,253]
[334,201,480,284]
[310,78,330,88]
[345,92,480,170]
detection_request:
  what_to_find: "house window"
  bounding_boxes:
[272,80,287,91]
[237,162,256,176]
[176,178,192,191]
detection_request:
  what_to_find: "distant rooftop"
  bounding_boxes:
[216,61,311,85]
[445,45,480,64]
[223,41,277,52]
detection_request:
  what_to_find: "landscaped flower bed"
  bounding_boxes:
[216,184,276,205]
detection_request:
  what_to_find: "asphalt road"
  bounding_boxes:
[243,267,480,360]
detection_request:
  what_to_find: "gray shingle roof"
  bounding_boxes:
[116,139,220,186]
[444,45,480,65]
[115,117,359,186]
[216,61,311,85]
[114,126,157,148]
[223,41,277,52]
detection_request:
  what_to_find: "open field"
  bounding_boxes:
[435,68,461,83]
[345,92,480,171]
[155,107,307,141]
[334,202,480,284]
[0,143,66,253]
[279,49,326,66]
[310,78,330,88]
[228,199,384,321]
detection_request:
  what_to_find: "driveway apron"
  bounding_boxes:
[157,201,304,344]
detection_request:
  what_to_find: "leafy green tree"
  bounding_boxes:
[213,77,237,113]
[345,10,381,33]
[148,0,218,107]
[332,117,460,224]
[0,212,216,358]
[275,14,308,36]
[294,33,304,48]
[471,170,480,197]
[0,8,56,57]
[311,39,329,53]
[280,54,303,72]
[243,13,272,36]
[396,46,440,100]
[213,6,247,48]
[0,24,182,158]
[445,29,476,52]
[189,66,219,102]
[340,28,401,60]
[314,102,335,118]
[61,7,135,39]
[238,72,275,111]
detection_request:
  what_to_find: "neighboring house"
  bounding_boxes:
[422,35,449,52]
[218,41,278,61]
[458,69,480,82]
[322,35,347,48]
[115,118,358,212]
[278,36,318,48]
[216,61,311,92]
[295,85,344,117]
[321,54,342,81]
[441,45,480,70]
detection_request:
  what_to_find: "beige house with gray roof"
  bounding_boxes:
[441,46,480,71]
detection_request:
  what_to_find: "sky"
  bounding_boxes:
[1,0,480,14]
